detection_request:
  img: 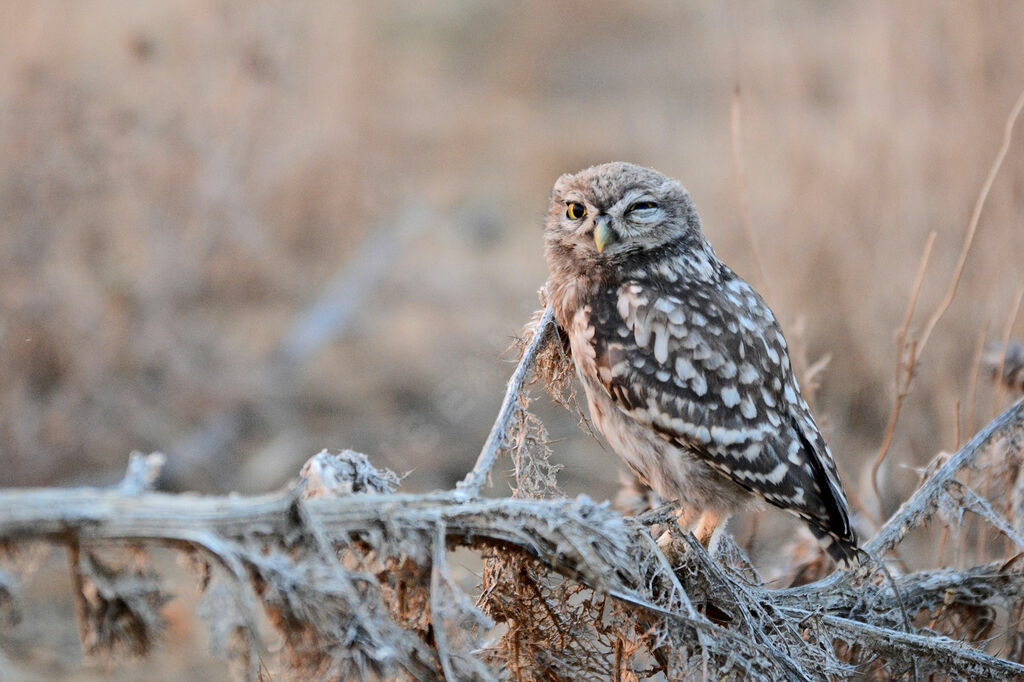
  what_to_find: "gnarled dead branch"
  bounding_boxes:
[1,309,1024,680]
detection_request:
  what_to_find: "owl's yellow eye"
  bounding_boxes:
[627,201,658,213]
[566,202,586,220]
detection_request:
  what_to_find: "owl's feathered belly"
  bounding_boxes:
[579,372,758,516]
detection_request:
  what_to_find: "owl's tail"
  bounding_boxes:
[810,525,861,569]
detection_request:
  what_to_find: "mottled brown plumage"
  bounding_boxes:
[544,162,857,564]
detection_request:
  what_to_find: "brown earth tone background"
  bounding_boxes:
[1,1,1023,678]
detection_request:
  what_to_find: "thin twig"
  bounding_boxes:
[430,522,458,682]
[952,483,1024,550]
[867,397,1024,557]
[869,231,936,515]
[966,326,990,442]
[870,86,1024,516]
[456,302,556,499]
[915,86,1024,355]
[816,613,1024,678]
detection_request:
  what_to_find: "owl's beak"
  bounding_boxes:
[594,217,617,253]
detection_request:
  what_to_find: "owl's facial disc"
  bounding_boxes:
[547,163,701,265]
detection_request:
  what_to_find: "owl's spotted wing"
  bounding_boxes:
[581,274,855,556]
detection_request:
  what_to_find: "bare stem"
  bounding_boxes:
[456,302,556,498]
[916,86,1024,355]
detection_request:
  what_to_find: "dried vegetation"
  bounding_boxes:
[1,311,1024,680]
[4,3,1024,680]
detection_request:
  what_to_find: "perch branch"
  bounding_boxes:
[4,469,1024,677]
[3,307,1024,678]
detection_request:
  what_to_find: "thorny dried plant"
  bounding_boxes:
[0,311,1024,680]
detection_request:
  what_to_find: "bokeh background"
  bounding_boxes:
[2,1,1023,678]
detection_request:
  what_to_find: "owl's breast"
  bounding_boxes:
[578,365,758,515]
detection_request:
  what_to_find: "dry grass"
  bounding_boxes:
[2,1,1024,677]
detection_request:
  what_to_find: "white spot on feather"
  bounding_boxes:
[675,357,696,380]
[787,440,802,465]
[688,251,715,279]
[765,463,788,484]
[711,425,747,445]
[738,362,759,384]
[705,352,725,370]
[617,294,631,321]
[740,396,757,419]
[635,321,651,348]
[654,297,678,313]
[653,327,669,363]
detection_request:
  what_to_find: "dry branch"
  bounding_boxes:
[866,397,1024,558]
[457,302,556,499]
[2,308,1024,679]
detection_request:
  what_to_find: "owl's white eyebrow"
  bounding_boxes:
[618,190,657,207]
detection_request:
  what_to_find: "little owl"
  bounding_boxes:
[543,162,857,565]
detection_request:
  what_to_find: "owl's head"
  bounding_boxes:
[544,162,704,271]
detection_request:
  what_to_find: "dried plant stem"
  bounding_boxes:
[869,231,936,513]
[457,302,555,499]
[966,327,989,442]
[430,523,458,682]
[869,84,1024,516]
[3,306,1024,679]
[0,393,1021,680]
[65,539,90,655]
[867,396,1024,557]
[916,86,1024,355]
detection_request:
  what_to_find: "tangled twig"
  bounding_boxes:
[1,310,1023,679]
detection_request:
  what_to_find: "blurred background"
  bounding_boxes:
[1,1,1023,678]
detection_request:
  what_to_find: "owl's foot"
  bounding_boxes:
[693,511,724,547]
[656,508,725,558]
[656,509,727,561]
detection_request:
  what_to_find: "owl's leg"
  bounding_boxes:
[675,507,699,529]
[694,511,725,548]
